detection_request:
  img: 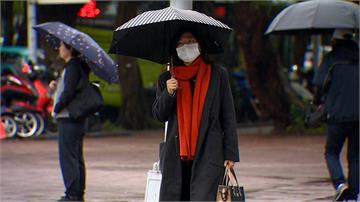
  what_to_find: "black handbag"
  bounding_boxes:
[305,101,326,128]
[67,68,104,120]
[216,166,245,202]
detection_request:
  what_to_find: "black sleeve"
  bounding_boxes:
[313,54,331,90]
[152,72,177,122]
[54,63,81,113]
[312,54,331,104]
[219,67,240,162]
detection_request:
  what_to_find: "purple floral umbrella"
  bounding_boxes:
[34,22,119,83]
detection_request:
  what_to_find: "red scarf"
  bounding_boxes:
[173,57,211,161]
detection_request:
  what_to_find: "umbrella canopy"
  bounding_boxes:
[265,0,359,35]
[33,22,119,83]
[109,6,232,64]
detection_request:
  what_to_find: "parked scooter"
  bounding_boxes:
[0,107,18,138]
[1,64,55,138]
[25,62,56,135]
[1,73,41,138]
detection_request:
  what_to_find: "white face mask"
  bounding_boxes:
[176,43,200,63]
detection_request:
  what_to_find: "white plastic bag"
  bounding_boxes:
[145,162,162,202]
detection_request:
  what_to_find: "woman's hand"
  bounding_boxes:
[224,160,235,168]
[49,80,57,91]
[166,78,178,95]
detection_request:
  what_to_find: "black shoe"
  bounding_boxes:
[57,195,84,201]
[334,183,350,201]
[57,196,70,201]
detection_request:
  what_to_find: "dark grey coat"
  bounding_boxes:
[313,40,359,123]
[152,64,240,201]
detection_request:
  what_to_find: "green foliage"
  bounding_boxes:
[145,117,165,129]
[89,72,122,107]
[102,117,163,131]
[286,102,326,134]
[75,26,166,107]
[102,120,124,132]
[138,59,166,87]
[13,1,25,15]
[76,26,113,54]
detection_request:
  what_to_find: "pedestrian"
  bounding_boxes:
[49,41,90,201]
[313,29,359,201]
[152,29,240,201]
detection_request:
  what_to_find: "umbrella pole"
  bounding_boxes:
[170,56,175,78]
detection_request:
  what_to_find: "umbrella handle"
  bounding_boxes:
[170,57,175,79]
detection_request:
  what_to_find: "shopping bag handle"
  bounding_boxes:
[222,166,239,187]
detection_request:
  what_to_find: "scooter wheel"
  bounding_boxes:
[34,113,45,136]
[15,112,39,138]
[1,115,18,138]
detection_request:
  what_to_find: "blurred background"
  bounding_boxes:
[2,0,354,138]
[2,2,359,201]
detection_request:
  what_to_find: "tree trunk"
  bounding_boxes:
[293,36,307,71]
[233,2,293,129]
[37,5,81,26]
[1,1,15,46]
[1,1,27,46]
[114,2,150,129]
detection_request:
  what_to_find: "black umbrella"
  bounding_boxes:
[34,22,119,83]
[265,0,359,35]
[109,6,232,64]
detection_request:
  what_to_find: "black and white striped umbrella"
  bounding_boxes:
[109,6,232,64]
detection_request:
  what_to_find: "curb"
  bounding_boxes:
[34,130,132,140]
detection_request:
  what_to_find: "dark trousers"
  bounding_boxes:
[181,161,193,201]
[58,118,86,198]
[325,122,359,196]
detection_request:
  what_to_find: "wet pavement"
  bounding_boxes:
[1,129,341,202]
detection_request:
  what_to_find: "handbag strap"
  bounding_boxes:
[320,61,352,100]
[222,166,240,186]
[75,62,90,91]
[222,166,229,185]
[227,166,239,187]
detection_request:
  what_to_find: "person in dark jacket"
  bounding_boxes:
[49,41,90,201]
[313,29,359,201]
[152,29,240,201]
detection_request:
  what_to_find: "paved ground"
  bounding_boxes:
[0,129,343,202]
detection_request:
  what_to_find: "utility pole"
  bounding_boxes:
[27,0,37,63]
[170,0,192,10]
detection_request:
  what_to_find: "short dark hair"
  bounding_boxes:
[171,27,211,66]
[63,42,80,57]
